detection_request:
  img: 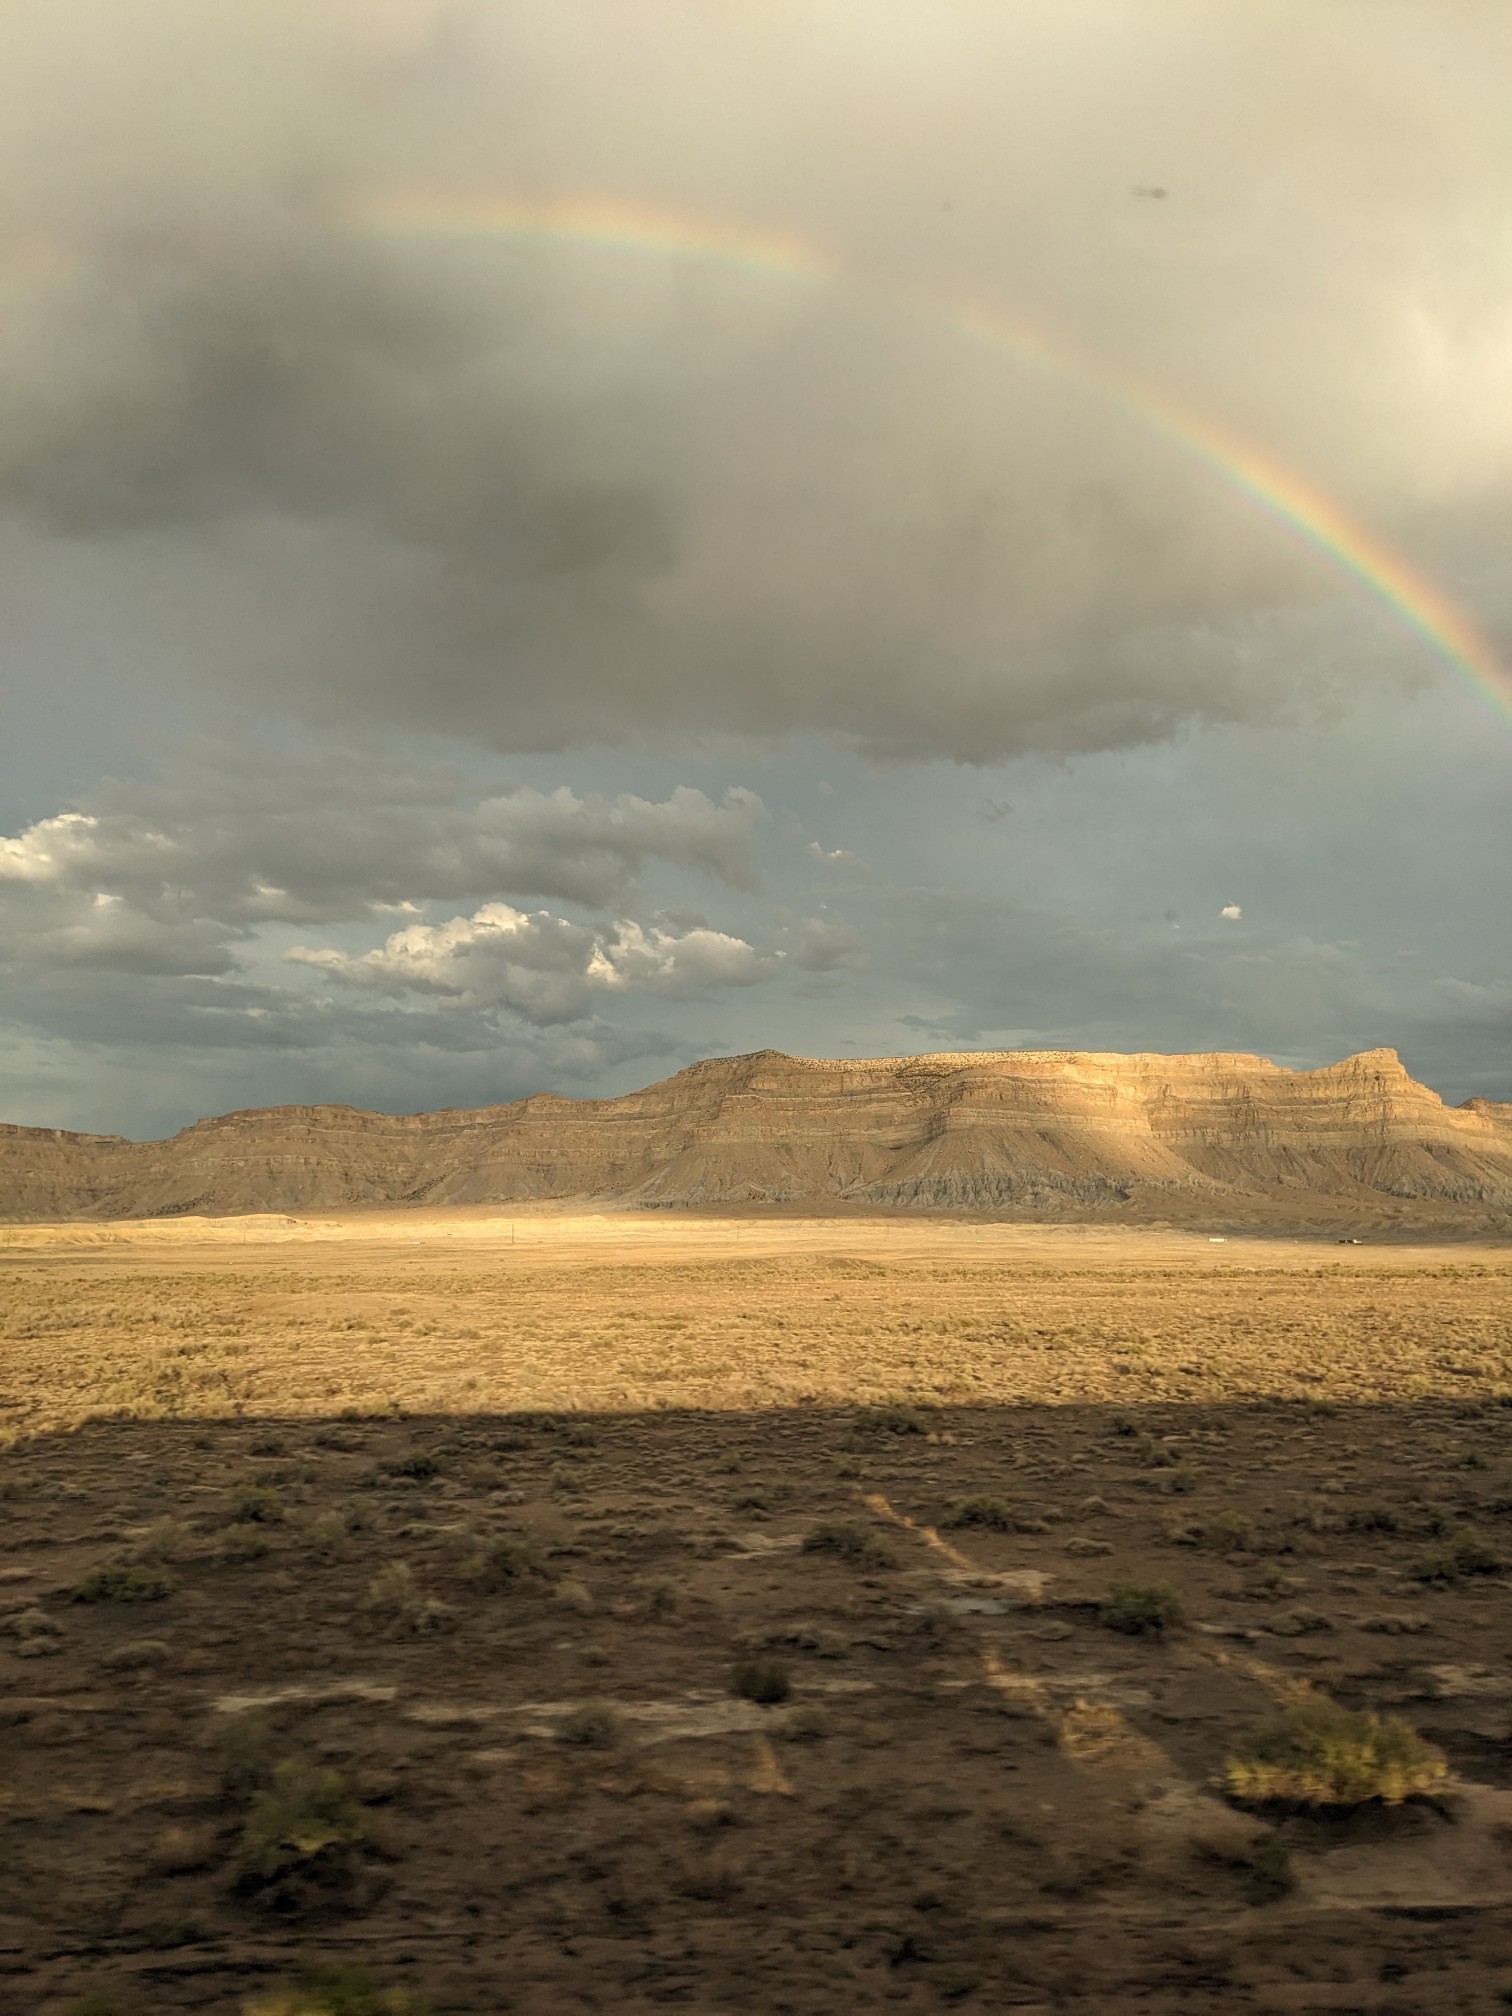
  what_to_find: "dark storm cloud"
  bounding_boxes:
[0,3,1508,1137]
[3,2,1511,759]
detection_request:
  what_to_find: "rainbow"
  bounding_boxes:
[353,188,1512,726]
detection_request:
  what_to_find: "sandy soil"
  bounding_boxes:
[3,1212,1512,2013]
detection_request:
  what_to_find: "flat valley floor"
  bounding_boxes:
[4,1211,1512,2014]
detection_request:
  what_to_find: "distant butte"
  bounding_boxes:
[2,1048,1510,1231]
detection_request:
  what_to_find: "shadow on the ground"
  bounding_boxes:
[6,1396,1512,2015]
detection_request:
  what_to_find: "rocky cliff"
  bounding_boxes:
[3,1048,1511,1226]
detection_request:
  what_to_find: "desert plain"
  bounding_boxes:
[3,1208,1512,2014]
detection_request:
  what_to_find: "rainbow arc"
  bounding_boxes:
[352,188,1512,726]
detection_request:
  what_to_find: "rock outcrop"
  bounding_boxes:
[2,1048,1511,1226]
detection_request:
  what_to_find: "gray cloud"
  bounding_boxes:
[0,5,1507,1137]
[2,3,1510,759]
[0,753,784,1079]
[0,760,766,919]
[808,881,1512,1104]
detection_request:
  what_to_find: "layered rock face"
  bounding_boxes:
[2,1048,1511,1224]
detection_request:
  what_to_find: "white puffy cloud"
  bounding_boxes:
[288,903,779,1022]
[1220,903,1243,920]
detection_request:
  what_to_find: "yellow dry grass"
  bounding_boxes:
[2,1211,1508,1436]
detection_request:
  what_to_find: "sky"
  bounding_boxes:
[1,0,1509,1139]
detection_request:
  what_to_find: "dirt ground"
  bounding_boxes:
[4,1212,1512,2014]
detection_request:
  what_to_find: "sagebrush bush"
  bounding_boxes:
[1207,1510,1255,1550]
[100,1636,171,1671]
[230,1485,285,1525]
[362,1561,457,1634]
[731,1658,791,1704]
[306,1513,347,1558]
[557,1703,617,1748]
[380,1452,441,1481]
[852,1403,924,1436]
[1098,1580,1184,1635]
[70,1562,179,1604]
[1134,1434,1179,1468]
[237,1762,368,1890]
[220,1522,273,1563]
[941,1495,1019,1533]
[2,1605,61,1643]
[468,1536,544,1587]
[801,1519,898,1569]
[633,1574,679,1619]
[1410,1531,1504,1583]
[131,1518,194,1562]
[244,1964,429,2016]
[1223,1697,1448,1808]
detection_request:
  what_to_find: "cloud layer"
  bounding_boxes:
[0,6,1507,1136]
[0,762,765,919]
[3,2,1511,759]
[0,759,782,1097]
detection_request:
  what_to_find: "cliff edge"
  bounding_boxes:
[3,1047,1511,1230]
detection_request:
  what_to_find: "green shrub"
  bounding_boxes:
[632,1574,679,1619]
[1410,1531,1504,1583]
[2,1605,61,1644]
[1098,1580,1184,1635]
[557,1703,617,1748]
[231,1486,285,1525]
[469,1536,544,1586]
[1151,1463,1197,1496]
[237,1763,368,1890]
[941,1495,1019,1533]
[380,1452,441,1481]
[731,1659,791,1704]
[853,1403,924,1436]
[1223,1697,1448,1808]
[243,1964,429,2016]
[361,1561,457,1635]
[70,1562,180,1604]
[220,1522,272,1563]
[306,1514,347,1558]
[101,1636,171,1671]
[800,1519,898,1569]
[1346,1505,1399,1534]
[131,1518,194,1562]
[1134,1435,1179,1469]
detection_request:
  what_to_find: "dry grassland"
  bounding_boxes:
[2,1212,1509,1432]
[3,1213,1512,2015]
